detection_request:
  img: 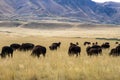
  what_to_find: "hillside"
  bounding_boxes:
[0,0,120,24]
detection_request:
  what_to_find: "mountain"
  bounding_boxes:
[101,2,120,24]
[0,0,120,24]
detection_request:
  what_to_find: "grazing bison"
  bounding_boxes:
[19,43,34,51]
[87,48,102,56]
[101,43,110,49]
[31,45,46,58]
[0,46,13,58]
[86,45,102,56]
[109,48,118,56]
[109,44,120,56]
[10,43,21,51]
[68,43,81,57]
[115,42,119,44]
[84,42,91,46]
[49,42,61,50]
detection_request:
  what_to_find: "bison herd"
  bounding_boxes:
[0,41,120,58]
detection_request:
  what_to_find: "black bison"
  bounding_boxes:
[10,43,21,51]
[49,42,61,50]
[101,42,110,49]
[109,48,118,56]
[68,43,81,57]
[109,44,120,56]
[86,45,102,56]
[31,45,46,58]
[0,46,13,58]
[115,42,119,44]
[76,42,79,45]
[19,43,34,51]
[84,42,91,46]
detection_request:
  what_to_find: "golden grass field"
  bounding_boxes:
[0,21,120,80]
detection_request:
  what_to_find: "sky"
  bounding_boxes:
[92,0,120,3]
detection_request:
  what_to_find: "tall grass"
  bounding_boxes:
[0,35,120,80]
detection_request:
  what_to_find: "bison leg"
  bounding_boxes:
[8,53,11,57]
[1,54,6,58]
[78,52,80,55]
[95,53,98,56]
[55,47,57,50]
[68,51,72,56]
[68,53,71,56]
[87,52,92,56]
[69,53,73,56]
[76,53,78,57]
[37,54,40,58]
[31,53,34,56]
[11,53,13,58]
[43,54,46,57]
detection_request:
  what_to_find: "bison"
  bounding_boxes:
[31,45,46,58]
[49,42,61,50]
[68,43,81,57]
[10,43,21,51]
[101,43,110,49]
[0,46,13,58]
[19,43,34,51]
[109,48,118,56]
[109,44,120,56]
[86,45,102,56]
[84,42,91,46]
[115,42,119,44]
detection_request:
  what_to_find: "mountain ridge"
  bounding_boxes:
[0,0,120,24]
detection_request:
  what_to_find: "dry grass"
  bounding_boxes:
[0,34,120,80]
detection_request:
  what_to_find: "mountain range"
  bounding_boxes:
[0,0,120,24]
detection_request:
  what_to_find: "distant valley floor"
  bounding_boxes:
[0,21,120,39]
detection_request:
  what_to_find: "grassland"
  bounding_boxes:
[0,33,120,80]
[0,21,120,80]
